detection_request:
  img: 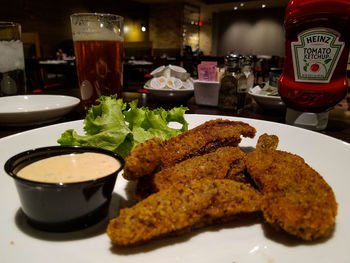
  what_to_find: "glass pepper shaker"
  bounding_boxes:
[218,53,240,111]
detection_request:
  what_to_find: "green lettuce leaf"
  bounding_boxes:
[83,95,128,135]
[57,95,188,158]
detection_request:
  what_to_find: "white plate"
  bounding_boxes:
[1,115,350,263]
[0,95,80,126]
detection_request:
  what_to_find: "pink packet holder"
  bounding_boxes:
[197,61,217,81]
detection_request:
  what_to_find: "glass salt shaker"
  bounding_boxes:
[218,53,240,111]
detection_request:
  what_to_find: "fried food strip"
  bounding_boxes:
[246,134,337,240]
[134,146,248,199]
[161,119,256,168]
[255,133,278,153]
[123,137,165,180]
[153,146,248,192]
[107,179,262,246]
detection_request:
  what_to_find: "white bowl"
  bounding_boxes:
[145,87,194,102]
[248,88,286,112]
[144,79,194,102]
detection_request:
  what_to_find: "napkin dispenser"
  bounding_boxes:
[194,80,220,107]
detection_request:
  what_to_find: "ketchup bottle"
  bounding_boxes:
[278,0,350,130]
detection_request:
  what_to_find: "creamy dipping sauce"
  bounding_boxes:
[17,152,121,183]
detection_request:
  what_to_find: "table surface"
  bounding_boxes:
[1,88,350,143]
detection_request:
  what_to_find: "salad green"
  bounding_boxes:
[57,95,188,158]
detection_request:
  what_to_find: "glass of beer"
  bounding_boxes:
[70,13,124,110]
[0,22,26,97]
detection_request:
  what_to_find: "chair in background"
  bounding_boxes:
[22,32,45,92]
[182,45,197,77]
[24,58,44,93]
[22,32,41,58]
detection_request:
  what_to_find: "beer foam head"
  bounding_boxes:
[71,14,124,42]
[72,29,123,42]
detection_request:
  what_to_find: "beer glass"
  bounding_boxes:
[0,22,26,96]
[70,13,124,110]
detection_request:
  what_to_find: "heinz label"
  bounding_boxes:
[291,28,344,83]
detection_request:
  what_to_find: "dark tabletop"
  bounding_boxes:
[1,88,350,143]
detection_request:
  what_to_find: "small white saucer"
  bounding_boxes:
[0,95,80,126]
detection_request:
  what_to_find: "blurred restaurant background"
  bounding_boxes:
[1,0,349,100]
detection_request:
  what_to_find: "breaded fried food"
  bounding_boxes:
[160,119,256,168]
[107,179,262,246]
[153,146,248,192]
[134,146,248,199]
[123,137,165,180]
[246,134,337,240]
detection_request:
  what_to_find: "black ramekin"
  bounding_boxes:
[4,146,124,232]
